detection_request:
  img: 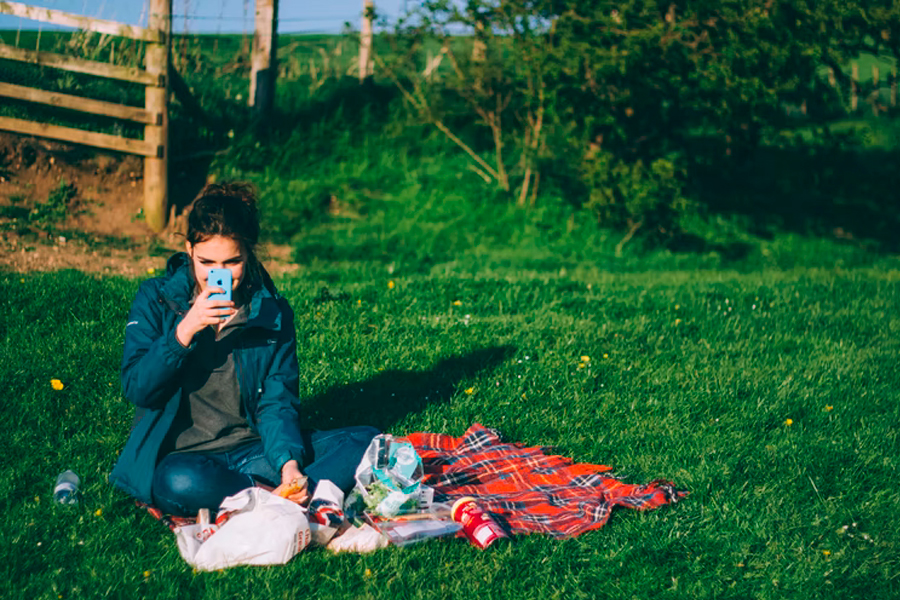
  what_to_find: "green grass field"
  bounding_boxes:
[1,244,898,599]
[1,25,899,600]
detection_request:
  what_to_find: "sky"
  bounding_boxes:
[0,1,408,35]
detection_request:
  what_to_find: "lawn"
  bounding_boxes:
[1,244,898,599]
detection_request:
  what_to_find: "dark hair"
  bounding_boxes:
[186,181,263,292]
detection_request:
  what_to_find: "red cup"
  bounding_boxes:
[451,496,507,549]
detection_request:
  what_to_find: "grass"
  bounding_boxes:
[1,27,899,600]
[1,243,898,599]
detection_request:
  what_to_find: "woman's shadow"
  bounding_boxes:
[298,346,515,432]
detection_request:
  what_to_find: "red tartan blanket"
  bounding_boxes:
[400,423,686,538]
[139,423,686,539]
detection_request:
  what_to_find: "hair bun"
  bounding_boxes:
[187,181,261,246]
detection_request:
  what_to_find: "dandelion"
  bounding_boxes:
[577,363,586,369]
[603,353,609,359]
[364,568,373,578]
[825,405,833,411]
[674,319,682,325]
[464,388,475,395]
[785,418,793,426]
[147,267,155,275]
[580,355,591,363]
[143,570,151,578]
[822,550,831,556]
[452,300,462,306]
[51,379,64,391]
[387,280,395,289]
[94,508,102,517]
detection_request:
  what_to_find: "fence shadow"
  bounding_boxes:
[299,345,516,432]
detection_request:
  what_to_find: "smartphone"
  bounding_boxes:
[207,268,233,303]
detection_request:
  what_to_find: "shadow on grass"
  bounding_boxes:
[683,130,900,253]
[300,345,516,432]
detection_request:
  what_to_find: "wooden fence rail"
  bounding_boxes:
[0,1,163,42]
[0,0,171,232]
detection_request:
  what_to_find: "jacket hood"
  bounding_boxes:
[159,252,284,331]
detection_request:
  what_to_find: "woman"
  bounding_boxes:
[110,182,378,516]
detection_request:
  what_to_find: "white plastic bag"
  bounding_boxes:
[174,488,311,571]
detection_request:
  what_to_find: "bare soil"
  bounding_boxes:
[0,132,298,276]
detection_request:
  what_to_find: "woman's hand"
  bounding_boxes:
[273,460,309,505]
[175,287,235,347]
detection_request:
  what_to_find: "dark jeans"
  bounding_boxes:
[151,426,379,516]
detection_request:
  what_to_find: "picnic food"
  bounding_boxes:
[276,475,309,499]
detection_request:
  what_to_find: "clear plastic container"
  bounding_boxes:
[53,470,80,505]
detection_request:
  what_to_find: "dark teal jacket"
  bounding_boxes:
[109,253,309,504]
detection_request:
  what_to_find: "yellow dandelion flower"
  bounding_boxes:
[143,570,151,578]
[452,300,462,306]
[822,550,831,556]
[825,405,833,411]
[580,355,591,363]
[577,363,586,369]
[603,353,609,359]
[364,568,373,577]
[20,278,25,283]
[51,379,64,391]
[464,387,475,395]
[357,299,362,306]
[94,508,102,517]
[785,418,793,426]
[147,267,155,275]
[387,280,395,289]
[674,319,682,325]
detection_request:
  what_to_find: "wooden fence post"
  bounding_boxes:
[872,65,880,115]
[359,0,374,83]
[250,0,278,121]
[892,67,897,108]
[144,0,171,233]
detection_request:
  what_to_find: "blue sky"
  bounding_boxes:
[0,1,407,34]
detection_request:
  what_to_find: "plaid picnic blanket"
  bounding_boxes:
[400,423,686,539]
[139,423,686,539]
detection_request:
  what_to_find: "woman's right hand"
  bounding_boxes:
[175,287,235,347]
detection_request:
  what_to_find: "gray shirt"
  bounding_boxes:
[164,304,261,455]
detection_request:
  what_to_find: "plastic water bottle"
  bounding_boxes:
[53,470,80,505]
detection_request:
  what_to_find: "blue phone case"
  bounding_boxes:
[207,269,232,302]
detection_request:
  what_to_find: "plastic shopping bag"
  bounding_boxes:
[349,434,432,517]
[174,488,311,571]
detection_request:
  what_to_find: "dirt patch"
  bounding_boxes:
[0,132,299,277]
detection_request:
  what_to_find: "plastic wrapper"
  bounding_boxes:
[308,479,345,546]
[351,434,430,517]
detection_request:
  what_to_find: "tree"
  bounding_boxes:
[388,1,898,238]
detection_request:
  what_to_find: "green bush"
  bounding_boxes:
[582,151,695,241]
